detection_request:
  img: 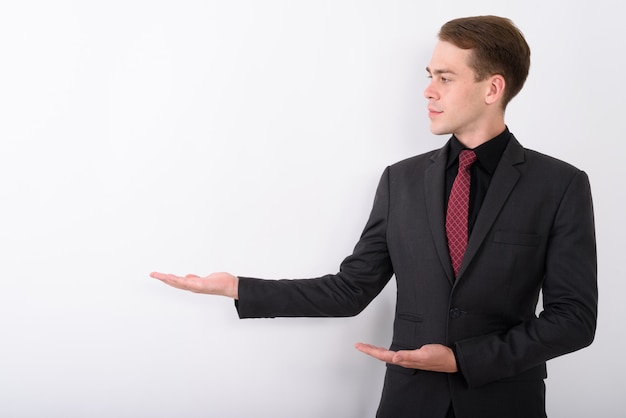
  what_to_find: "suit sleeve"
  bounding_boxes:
[235,168,395,318]
[455,170,598,388]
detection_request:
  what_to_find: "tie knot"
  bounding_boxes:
[459,150,477,170]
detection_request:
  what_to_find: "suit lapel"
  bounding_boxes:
[424,143,456,284]
[456,136,526,279]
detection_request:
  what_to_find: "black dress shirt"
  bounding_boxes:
[445,128,511,235]
[445,127,512,391]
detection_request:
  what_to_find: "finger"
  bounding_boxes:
[150,272,167,279]
[151,272,179,282]
[354,343,396,363]
[354,342,379,352]
[150,272,192,290]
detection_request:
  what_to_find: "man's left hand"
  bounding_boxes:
[354,342,458,373]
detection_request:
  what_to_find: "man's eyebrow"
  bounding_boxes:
[426,67,456,75]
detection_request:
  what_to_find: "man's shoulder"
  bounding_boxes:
[503,138,589,191]
[388,148,442,172]
[522,147,582,172]
[505,134,585,177]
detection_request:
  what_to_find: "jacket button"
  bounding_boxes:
[449,308,466,319]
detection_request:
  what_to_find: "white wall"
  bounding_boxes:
[1,1,623,417]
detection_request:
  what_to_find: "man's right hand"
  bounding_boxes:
[150,271,239,299]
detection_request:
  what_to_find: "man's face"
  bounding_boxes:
[424,41,493,140]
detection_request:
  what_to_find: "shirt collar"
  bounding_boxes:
[446,127,511,174]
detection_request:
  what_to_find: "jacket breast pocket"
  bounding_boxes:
[494,231,542,247]
[397,312,424,323]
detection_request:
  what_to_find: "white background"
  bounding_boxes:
[1,1,623,417]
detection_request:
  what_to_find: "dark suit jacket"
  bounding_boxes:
[236,135,598,418]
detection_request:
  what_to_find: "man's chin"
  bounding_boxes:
[429,124,452,136]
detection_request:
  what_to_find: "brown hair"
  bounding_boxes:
[438,15,531,108]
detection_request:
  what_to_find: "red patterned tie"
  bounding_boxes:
[446,149,477,277]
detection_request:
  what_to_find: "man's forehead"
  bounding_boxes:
[427,41,473,73]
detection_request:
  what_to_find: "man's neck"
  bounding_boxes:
[454,118,506,149]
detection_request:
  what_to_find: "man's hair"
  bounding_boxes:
[438,15,531,108]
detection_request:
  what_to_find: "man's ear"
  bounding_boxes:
[485,74,506,105]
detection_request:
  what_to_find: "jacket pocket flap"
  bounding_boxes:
[386,363,417,375]
[494,231,541,246]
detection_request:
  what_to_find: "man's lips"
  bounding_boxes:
[428,108,443,118]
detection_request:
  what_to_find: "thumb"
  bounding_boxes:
[392,352,404,363]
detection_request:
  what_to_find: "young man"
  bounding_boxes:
[151,16,597,418]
